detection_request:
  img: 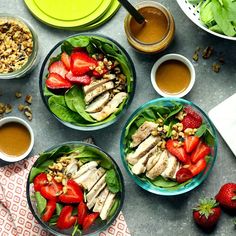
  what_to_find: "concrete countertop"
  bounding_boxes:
[1,0,236,235]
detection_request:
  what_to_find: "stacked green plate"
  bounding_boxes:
[24,0,120,30]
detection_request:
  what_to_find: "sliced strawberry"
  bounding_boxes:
[191,141,211,164]
[61,52,71,70]
[184,136,200,153]
[40,179,63,200]
[41,200,56,222]
[33,173,48,192]
[72,47,86,53]
[184,106,202,122]
[82,212,99,230]
[57,205,77,229]
[65,71,91,85]
[176,168,193,183]
[166,139,188,163]
[48,61,68,78]
[181,115,202,130]
[46,73,72,90]
[70,52,97,76]
[188,158,207,177]
[59,179,83,204]
[78,201,88,225]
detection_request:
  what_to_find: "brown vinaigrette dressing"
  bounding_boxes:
[0,122,31,157]
[155,60,191,95]
[129,6,168,44]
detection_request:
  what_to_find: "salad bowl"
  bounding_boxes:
[26,141,124,235]
[120,98,217,196]
[39,33,136,130]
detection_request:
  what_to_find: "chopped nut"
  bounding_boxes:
[25,95,32,104]
[18,103,24,111]
[202,46,214,59]
[15,91,22,98]
[151,130,158,136]
[47,174,52,182]
[161,140,166,149]
[212,63,221,73]
[5,104,12,113]
[0,103,6,114]
[192,51,199,62]
[54,176,63,183]
[62,178,67,186]
[63,186,67,194]
[24,105,32,120]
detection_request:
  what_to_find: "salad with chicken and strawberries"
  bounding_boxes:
[27,143,123,235]
[122,101,216,191]
[41,35,135,128]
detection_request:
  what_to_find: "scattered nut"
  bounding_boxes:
[15,91,22,98]
[212,63,221,73]
[5,104,12,113]
[202,46,214,59]
[0,103,6,114]
[25,95,32,104]
[18,104,25,112]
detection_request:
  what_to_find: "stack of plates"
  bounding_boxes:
[24,0,120,30]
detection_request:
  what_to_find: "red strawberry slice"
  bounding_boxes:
[184,106,202,122]
[188,158,207,176]
[176,168,193,183]
[33,173,48,192]
[46,73,72,90]
[61,52,71,70]
[82,212,99,230]
[59,179,83,204]
[57,205,77,229]
[40,179,63,200]
[184,136,200,153]
[65,71,92,85]
[41,200,56,222]
[182,106,202,130]
[70,52,97,76]
[191,141,211,164]
[49,61,68,78]
[78,201,88,225]
[166,140,189,163]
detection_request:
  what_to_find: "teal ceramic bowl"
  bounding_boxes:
[120,97,217,196]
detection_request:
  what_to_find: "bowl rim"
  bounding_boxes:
[151,53,195,98]
[26,141,125,235]
[39,33,136,131]
[120,97,218,196]
[0,116,34,162]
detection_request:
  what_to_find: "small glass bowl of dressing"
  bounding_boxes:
[124,1,175,54]
[0,117,34,162]
[151,54,195,98]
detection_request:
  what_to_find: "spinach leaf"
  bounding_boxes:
[200,0,215,27]
[86,43,97,55]
[165,179,192,190]
[43,85,55,97]
[49,215,59,225]
[105,169,120,193]
[166,104,183,120]
[204,128,215,146]
[209,24,224,34]
[35,192,47,216]
[66,36,90,48]
[61,41,74,55]
[188,0,201,3]
[195,123,207,137]
[56,203,63,215]
[72,223,82,236]
[65,86,96,123]
[222,0,236,21]
[107,198,120,219]
[49,54,61,65]
[148,176,179,188]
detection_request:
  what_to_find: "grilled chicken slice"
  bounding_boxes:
[84,81,114,104]
[85,92,110,113]
[82,167,106,191]
[146,150,162,171]
[146,150,169,180]
[89,92,127,121]
[126,135,161,165]
[93,187,109,213]
[131,155,148,175]
[130,121,158,148]
[100,192,116,220]
[64,158,78,176]
[83,75,116,94]
[73,168,97,185]
[72,161,98,179]
[86,175,106,203]
[161,152,179,179]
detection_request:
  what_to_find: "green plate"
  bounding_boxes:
[24,0,113,28]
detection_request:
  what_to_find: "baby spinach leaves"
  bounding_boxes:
[105,169,120,193]
[35,191,47,215]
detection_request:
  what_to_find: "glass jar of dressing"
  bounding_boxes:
[124,1,175,54]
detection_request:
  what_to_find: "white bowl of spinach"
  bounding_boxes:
[26,141,124,235]
[39,34,135,130]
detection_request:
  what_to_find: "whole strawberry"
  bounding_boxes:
[193,198,221,230]
[215,183,236,211]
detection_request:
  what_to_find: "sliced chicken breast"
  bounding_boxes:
[130,121,158,148]
[131,155,148,175]
[73,168,97,185]
[85,92,110,113]
[100,192,116,220]
[82,167,106,191]
[72,161,98,179]
[93,187,109,213]
[87,182,106,209]
[161,152,179,179]
[146,150,162,171]
[126,135,161,165]
[89,92,127,121]
[64,158,78,176]
[84,81,114,104]
[146,150,169,180]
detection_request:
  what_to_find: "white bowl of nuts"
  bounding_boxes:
[0,14,38,79]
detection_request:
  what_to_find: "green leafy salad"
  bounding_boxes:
[42,35,135,127]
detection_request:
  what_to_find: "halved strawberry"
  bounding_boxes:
[41,200,56,222]
[188,158,207,176]
[40,179,63,200]
[61,52,71,70]
[59,179,83,204]
[166,140,189,163]
[191,141,211,164]
[176,168,193,183]
[82,212,99,230]
[48,61,68,78]
[46,73,72,90]
[65,71,91,85]
[184,136,200,153]
[70,52,97,76]
[78,201,88,225]
[33,173,48,192]
[182,106,202,130]
[184,106,202,122]
[57,206,77,229]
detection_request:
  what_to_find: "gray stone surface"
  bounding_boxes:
[1,0,236,235]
